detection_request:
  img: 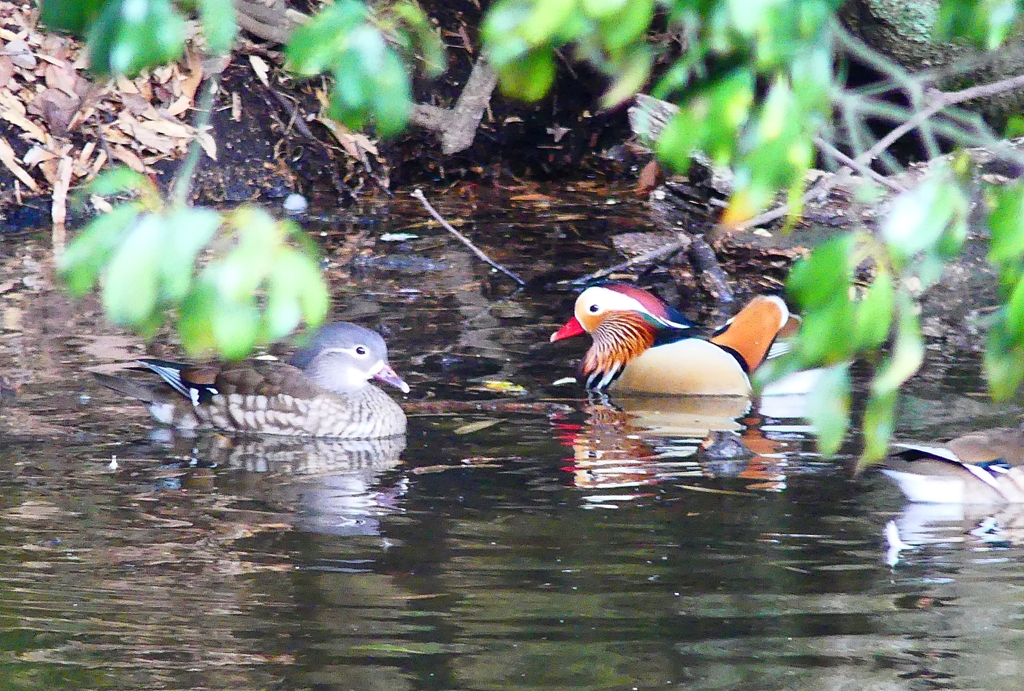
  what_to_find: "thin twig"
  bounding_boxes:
[815,136,905,192]
[560,239,688,287]
[732,169,852,232]
[860,73,1024,165]
[740,70,1024,233]
[411,188,526,286]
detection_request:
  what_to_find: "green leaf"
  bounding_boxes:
[59,203,142,296]
[294,255,329,326]
[349,24,388,73]
[598,0,653,51]
[391,1,446,77]
[263,249,327,339]
[985,318,1024,400]
[40,0,107,34]
[881,176,966,260]
[805,363,851,457]
[786,234,856,311]
[86,0,186,76]
[368,51,412,137]
[517,0,576,44]
[988,184,1024,266]
[1006,276,1024,342]
[481,2,532,66]
[178,278,218,356]
[601,45,653,108]
[582,0,627,18]
[102,212,163,325]
[704,69,755,164]
[1005,115,1024,139]
[859,390,897,468]
[213,299,261,360]
[790,298,856,366]
[265,249,306,339]
[935,0,1017,49]
[197,0,238,56]
[853,270,895,352]
[158,207,220,302]
[330,60,369,129]
[654,110,699,174]
[220,208,281,298]
[871,292,924,396]
[286,0,367,75]
[497,48,556,101]
[87,166,153,197]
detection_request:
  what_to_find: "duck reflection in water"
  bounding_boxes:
[880,427,1024,565]
[173,434,407,536]
[556,394,803,497]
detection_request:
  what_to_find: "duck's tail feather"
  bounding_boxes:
[92,372,163,404]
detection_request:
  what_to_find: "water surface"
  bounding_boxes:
[2,187,1023,690]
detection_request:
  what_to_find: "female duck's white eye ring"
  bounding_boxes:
[355,345,368,356]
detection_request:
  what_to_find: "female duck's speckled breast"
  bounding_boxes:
[198,384,407,438]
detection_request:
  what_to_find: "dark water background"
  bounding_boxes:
[2,186,1023,690]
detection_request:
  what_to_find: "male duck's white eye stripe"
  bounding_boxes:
[583,287,650,315]
[580,286,689,330]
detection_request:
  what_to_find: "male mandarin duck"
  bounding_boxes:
[882,428,1024,504]
[94,322,409,439]
[550,282,796,396]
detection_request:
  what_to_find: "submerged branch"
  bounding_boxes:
[411,189,526,286]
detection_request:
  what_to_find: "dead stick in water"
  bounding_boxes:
[412,189,526,286]
[560,237,690,287]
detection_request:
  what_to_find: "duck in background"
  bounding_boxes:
[93,322,409,439]
[549,282,806,397]
[882,428,1024,504]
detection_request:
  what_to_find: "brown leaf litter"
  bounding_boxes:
[0,2,205,208]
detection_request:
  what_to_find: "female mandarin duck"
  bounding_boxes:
[550,282,794,396]
[882,428,1024,504]
[94,323,408,439]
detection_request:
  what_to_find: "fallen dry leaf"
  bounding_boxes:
[111,144,146,172]
[22,144,57,167]
[0,136,38,189]
[249,55,270,87]
[5,37,35,69]
[43,62,77,95]
[28,87,81,133]
[137,117,193,139]
[0,55,14,85]
[196,125,217,160]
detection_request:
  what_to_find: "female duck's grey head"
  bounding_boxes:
[290,323,410,395]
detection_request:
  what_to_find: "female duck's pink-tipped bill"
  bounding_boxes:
[374,363,411,393]
[551,316,586,342]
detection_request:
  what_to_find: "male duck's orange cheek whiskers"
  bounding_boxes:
[581,331,652,382]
